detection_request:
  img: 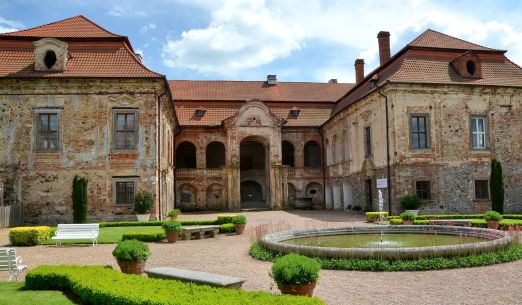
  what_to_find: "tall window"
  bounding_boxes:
[411,115,429,149]
[364,126,372,158]
[471,116,487,149]
[115,180,135,204]
[114,111,137,150]
[474,180,490,200]
[415,181,431,200]
[35,112,60,150]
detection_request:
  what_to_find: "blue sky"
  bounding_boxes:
[1,0,522,83]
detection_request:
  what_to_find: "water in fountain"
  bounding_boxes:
[378,189,385,243]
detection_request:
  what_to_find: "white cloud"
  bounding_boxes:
[0,16,23,33]
[109,5,147,18]
[140,23,156,34]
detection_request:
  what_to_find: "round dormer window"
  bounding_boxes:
[44,50,57,69]
[466,60,476,75]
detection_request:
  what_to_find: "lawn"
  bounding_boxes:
[0,282,77,305]
[42,226,163,245]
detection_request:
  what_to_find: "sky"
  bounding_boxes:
[1,0,522,83]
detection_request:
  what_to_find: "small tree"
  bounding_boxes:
[490,158,504,214]
[72,175,88,223]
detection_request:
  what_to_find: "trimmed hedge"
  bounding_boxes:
[216,214,238,225]
[249,242,522,272]
[9,226,52,246]
[470,219,522,229]
[415,214,485,220]
[25,265,324,305]
[219,223,235,233]
[389,219,403,225]
[503,214,522,220]
[121,231,166,241]
[99,220,217,228]
[365,212,388,221]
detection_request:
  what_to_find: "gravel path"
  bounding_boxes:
[1,210,521,305]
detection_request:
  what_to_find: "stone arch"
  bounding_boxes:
[206,183,224,210]
[343,180,353,209]
[177,184,197,210]
[206,141,226,168]
[287,183,296,208]
[176,141,196,169]
[240,180,263,202]
[304,141,321,168]
[305,182,323,205]
[282,141,294,167]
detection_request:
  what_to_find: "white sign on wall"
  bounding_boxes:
[376,178,388,189]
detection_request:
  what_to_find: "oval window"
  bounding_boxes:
[44,50,57,69]
[466,60,476,75]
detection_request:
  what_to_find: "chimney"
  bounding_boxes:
[135,53,142,62]
[328,79,337,84]
[354,59,365,83]
[377,31,390,66]
[267,74,277,85]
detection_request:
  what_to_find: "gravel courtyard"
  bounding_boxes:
[1,210,521,305]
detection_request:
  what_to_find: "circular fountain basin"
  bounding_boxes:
[260,226,512,260]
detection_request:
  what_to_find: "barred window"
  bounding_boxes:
[411,115,429,149]
[415,181,431,200]
[114,112,137,150]
[474,180,490,200]
[115,181,135,205]
[36,112,59,150]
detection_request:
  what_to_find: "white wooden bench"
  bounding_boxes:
[51,223,100,246]
[145,267,246,289]
[0,248,28,281]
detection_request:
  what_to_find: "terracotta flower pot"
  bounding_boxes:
[403,220,414,225]
[277,281,317,297]
[117,260,146,275]
[168,215,178,220]
[487,220,500,230]
[234,224,246,235]
[166,231,180,243]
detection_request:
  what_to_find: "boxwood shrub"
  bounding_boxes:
[99,220,217,228]
[25,265,324,305]
[9,226,52,246]
[216,214,238,225]
[219,223,235,233]
[271,254,320,285]
[365,212,388,222]
[121,231,166,242]
[112,240,151,262]
[470,219,522,229]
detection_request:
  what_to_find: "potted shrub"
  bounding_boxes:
[401,194,421,216]
[167,208,181,220]
[135,191,154,222]
[112,239,150,275]
[162,220,183,243]
[484,211,502,230]
[400,211,416,225]
[231,215,247,235]
[271,253,320,297]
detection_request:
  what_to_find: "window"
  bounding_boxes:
[114,181,135,204]
[471,116,487,149]
[411,115,429,149]
[304,141,321,168]
[364,126,372,158]
[44,50,57,69]
[415,181,431,200]
[114,111,137,150]
[35,111,60,151]
[474,180,490,200]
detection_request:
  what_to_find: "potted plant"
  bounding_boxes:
[112,239,150,275]
[231,215,247,235]
[401,194,421,216]
[135,191,154,222]
[484,211,502,230]
[271,253,320,297]
[162,220,183,243]
[400,211,416,225]
[167,208,181,220]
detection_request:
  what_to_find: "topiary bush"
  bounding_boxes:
[219,223,235,233]
[72,175,88,223]
[134,191,154,214]
[231,215,247,225]
[400,211,416,221]
[121,231,166,242]
[9,226,52,246]
[484,211,503,221]
[112,239,150,262]
[162,221,183,233]
[271,254,321,285]
[401,194,421,210]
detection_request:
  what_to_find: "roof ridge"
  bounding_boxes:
[74,15,123,38]
[409,29,494,51]
[168,79,353,85]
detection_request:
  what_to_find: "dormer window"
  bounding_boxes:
[451,51,482,78]
[290,107,300,118]
[33,38,68,72]
[196,107,206,118]
[44,50,57,69]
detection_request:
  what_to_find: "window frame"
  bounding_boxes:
[470,115,488,150]
[112,109,139,151]
[34,108,61,152]
[112,177,138,205]
[364,126,372,158]
[415,180,432,201]
[474,179,490,201]
[409,114,431,150]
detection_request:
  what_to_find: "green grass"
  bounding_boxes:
[0,282,77,305]
[42,226,163,245]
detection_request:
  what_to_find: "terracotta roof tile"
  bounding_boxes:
[169,80,353,102]
[408,29,499,51]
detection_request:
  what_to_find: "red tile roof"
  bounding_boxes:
[169,80,353,102]
[408,29,499,51]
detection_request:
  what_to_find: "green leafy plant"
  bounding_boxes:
[216,214,238,224]
[231,215,247,225]
[365,212,388,221]
[484,211,503,222]
[401,194,421,210]
[400,211,416,221]
[162,221,183,233]
[112,239,150,262]
[490,158,505,214]
[121,231,166,242]
[72,175,88,223]
[271,254,320,285]
[167,209,181,218]
[134,192,154,214]
[389,219,403,225]
[219,223,235,233]
[9,226,52,246]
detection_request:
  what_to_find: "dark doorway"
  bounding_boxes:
[304,141,321,168]
[175,142,196,168]
[240,181,263,202]
[282,141,294,167]
[365,178,373,211]
[240,139,268,209]
[206,141,225,168]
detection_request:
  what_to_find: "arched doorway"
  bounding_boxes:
[287,183,296,208]
[240,138,268,209]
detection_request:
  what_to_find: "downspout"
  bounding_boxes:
[157,91,167,220]
[318,128,326,206]
[377,86,392,214]
[173,127,182,209]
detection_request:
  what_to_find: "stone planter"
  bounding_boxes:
[166,231,180,243]
[487,220,500,230]
[235,224,246,235]
[168,216,178,220]
[117,260,146,275]
[277,281,317,297]
[405,210,419,216]
[403,220,414,225]
[136,214,150,222]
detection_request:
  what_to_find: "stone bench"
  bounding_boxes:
[428,219,472,227]
[181,225,220,240]
[145,267,246,289]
